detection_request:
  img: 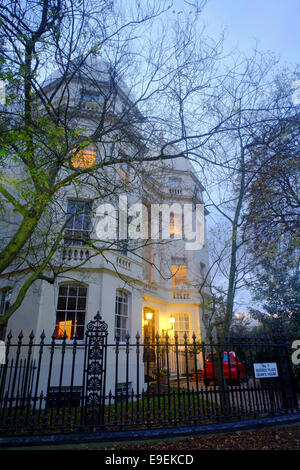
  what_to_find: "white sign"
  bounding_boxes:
[253,362,278,379]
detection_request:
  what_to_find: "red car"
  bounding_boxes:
[202,351,246,385]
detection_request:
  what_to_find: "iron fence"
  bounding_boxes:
[0,313,298,436]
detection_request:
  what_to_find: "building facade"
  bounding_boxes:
[0,59,210,395]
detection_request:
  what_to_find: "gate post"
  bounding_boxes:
[83,312,108,427]
[272,321,298,412]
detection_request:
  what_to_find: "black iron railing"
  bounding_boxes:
[0,313,298,436]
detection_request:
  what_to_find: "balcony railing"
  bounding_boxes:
[169,187,182,195]
[116,255,132,271]
[62,246,91,262]
[173,288,190,299]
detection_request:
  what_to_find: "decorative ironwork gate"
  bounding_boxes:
[0,314,299,437]
[83,312,108,427]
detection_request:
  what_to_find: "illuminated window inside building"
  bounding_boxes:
[170,212,182,236]
[173,313,190,341]
[171,261,187,291]
[72,144,96,168]
[55,285,87,340]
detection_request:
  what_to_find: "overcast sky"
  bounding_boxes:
[186,0,300,314]
[200,0,299,66]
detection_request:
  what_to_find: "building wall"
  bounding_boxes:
[2,68,211,394]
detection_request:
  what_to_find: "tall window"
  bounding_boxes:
[115,290,129,342]
[72,144,96,168]
[170,212,182,236]
[171,258,188,299]
[0,289,12,316]
[173,313,190,341]
[64,200,92,246]
[55,285,87,340]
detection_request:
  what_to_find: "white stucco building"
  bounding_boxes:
[0,58,210,395]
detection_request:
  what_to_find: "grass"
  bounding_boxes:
[0,386,214,435]
[1,380,279,436]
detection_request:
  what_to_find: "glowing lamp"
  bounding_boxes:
[145,311,153,321]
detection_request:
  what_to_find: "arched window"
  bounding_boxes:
[115,290,129,342]
[55,284,87,340]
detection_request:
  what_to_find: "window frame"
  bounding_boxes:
[80,89,99,103]
[173,312,191,342]
[64,199,92,246]
[114,290,130,343]
[72,144,97,168]
[55,284,88,341]
[170,212,182,236]
[171,260,188,290]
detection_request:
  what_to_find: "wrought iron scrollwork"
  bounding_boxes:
[84,312,108,426]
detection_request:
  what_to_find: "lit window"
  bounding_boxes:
[172,259,189,299]
[0,289,12,316]
[64,200,91,246]
[72,144,96,168]
[170,212,182,236]
[173,313,190,341]
[55,284,87,340]
[115,290,129,342]
[172,263,187,289]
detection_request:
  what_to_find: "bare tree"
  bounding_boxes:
[0,0,297,335]
[0,0,225,326]
[195,53,298,340]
